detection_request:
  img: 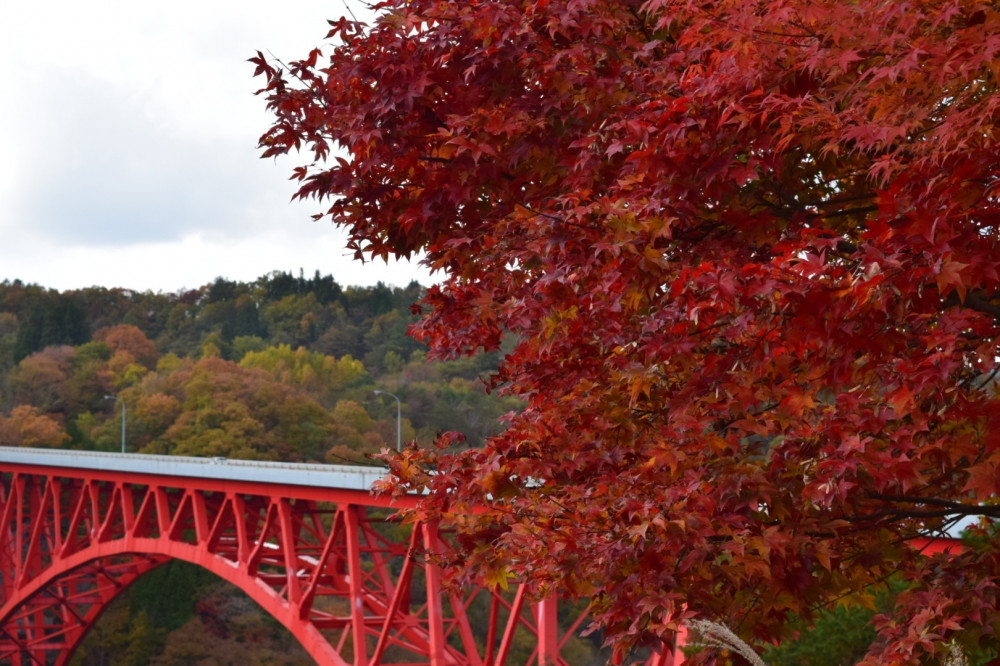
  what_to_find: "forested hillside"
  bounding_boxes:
[0,271,519,464]
[0,271,531,665]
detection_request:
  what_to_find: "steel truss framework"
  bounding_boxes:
[0,464,677,666]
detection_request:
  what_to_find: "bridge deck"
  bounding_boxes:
[0,446,385,491]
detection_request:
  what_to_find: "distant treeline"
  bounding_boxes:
[0,271,425,372]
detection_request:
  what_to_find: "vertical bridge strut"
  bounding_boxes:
[0,448,677,665]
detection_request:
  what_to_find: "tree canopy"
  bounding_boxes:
[253,0,1000,663]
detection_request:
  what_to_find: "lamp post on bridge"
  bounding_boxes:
[373,390,401,452]
[105,394,126,454]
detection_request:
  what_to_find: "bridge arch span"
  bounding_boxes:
[0,450,665,666]
[0,539,346,666]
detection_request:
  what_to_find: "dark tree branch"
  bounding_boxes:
[846,493,1000,522]
[866,492,980,510]
[965,292,1000,320]
[845,505,997,522]
[940,290,1000,321]
[818,205,879,220]
[836,240,859,254]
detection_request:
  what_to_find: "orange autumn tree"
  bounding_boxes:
[0,406,69,449]
[254,1,1000,662]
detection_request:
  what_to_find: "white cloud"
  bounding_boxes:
[0,0,425,291]
[6,68,271,246]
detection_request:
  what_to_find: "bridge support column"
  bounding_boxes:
[674,624,688,665]
[535,597,559,666]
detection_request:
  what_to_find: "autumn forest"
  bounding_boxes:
[0,271,519,462]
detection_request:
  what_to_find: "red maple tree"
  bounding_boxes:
[253,0,1000,662]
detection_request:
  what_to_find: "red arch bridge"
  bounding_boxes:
[0,447,681,666]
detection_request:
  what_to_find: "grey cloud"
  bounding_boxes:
[11,69,290,246]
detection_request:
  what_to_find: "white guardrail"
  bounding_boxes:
[0,447,386,492]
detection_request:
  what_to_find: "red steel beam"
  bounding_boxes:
[0,458,684,666]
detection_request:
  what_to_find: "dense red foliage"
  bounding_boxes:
[254,1,1000,662]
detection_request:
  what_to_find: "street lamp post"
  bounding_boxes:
[105,395,126,454]
[373,390,401,452]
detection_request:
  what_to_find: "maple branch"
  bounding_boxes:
[967,365,1000,392]
[908,463,972,500]
[836,240,860,254]
[817,250,1000,321]
[800,193,878,208]
[516,204,602,231]
[963,293,1000,320]
[266,51,326,104]
[816,205,879,220]
[695,8,815,46]
[842,509,934,522]
[624,4,653,43]
[786,20,822,42]
[941,290,1000,321]
[847,502,1000,522]
[865,492,980,511]
[910,515,969,546]
[338,0,360,24]
[756,190,878,223]
[675,221,724,248]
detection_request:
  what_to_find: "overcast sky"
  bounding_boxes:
[0,1,434,293]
